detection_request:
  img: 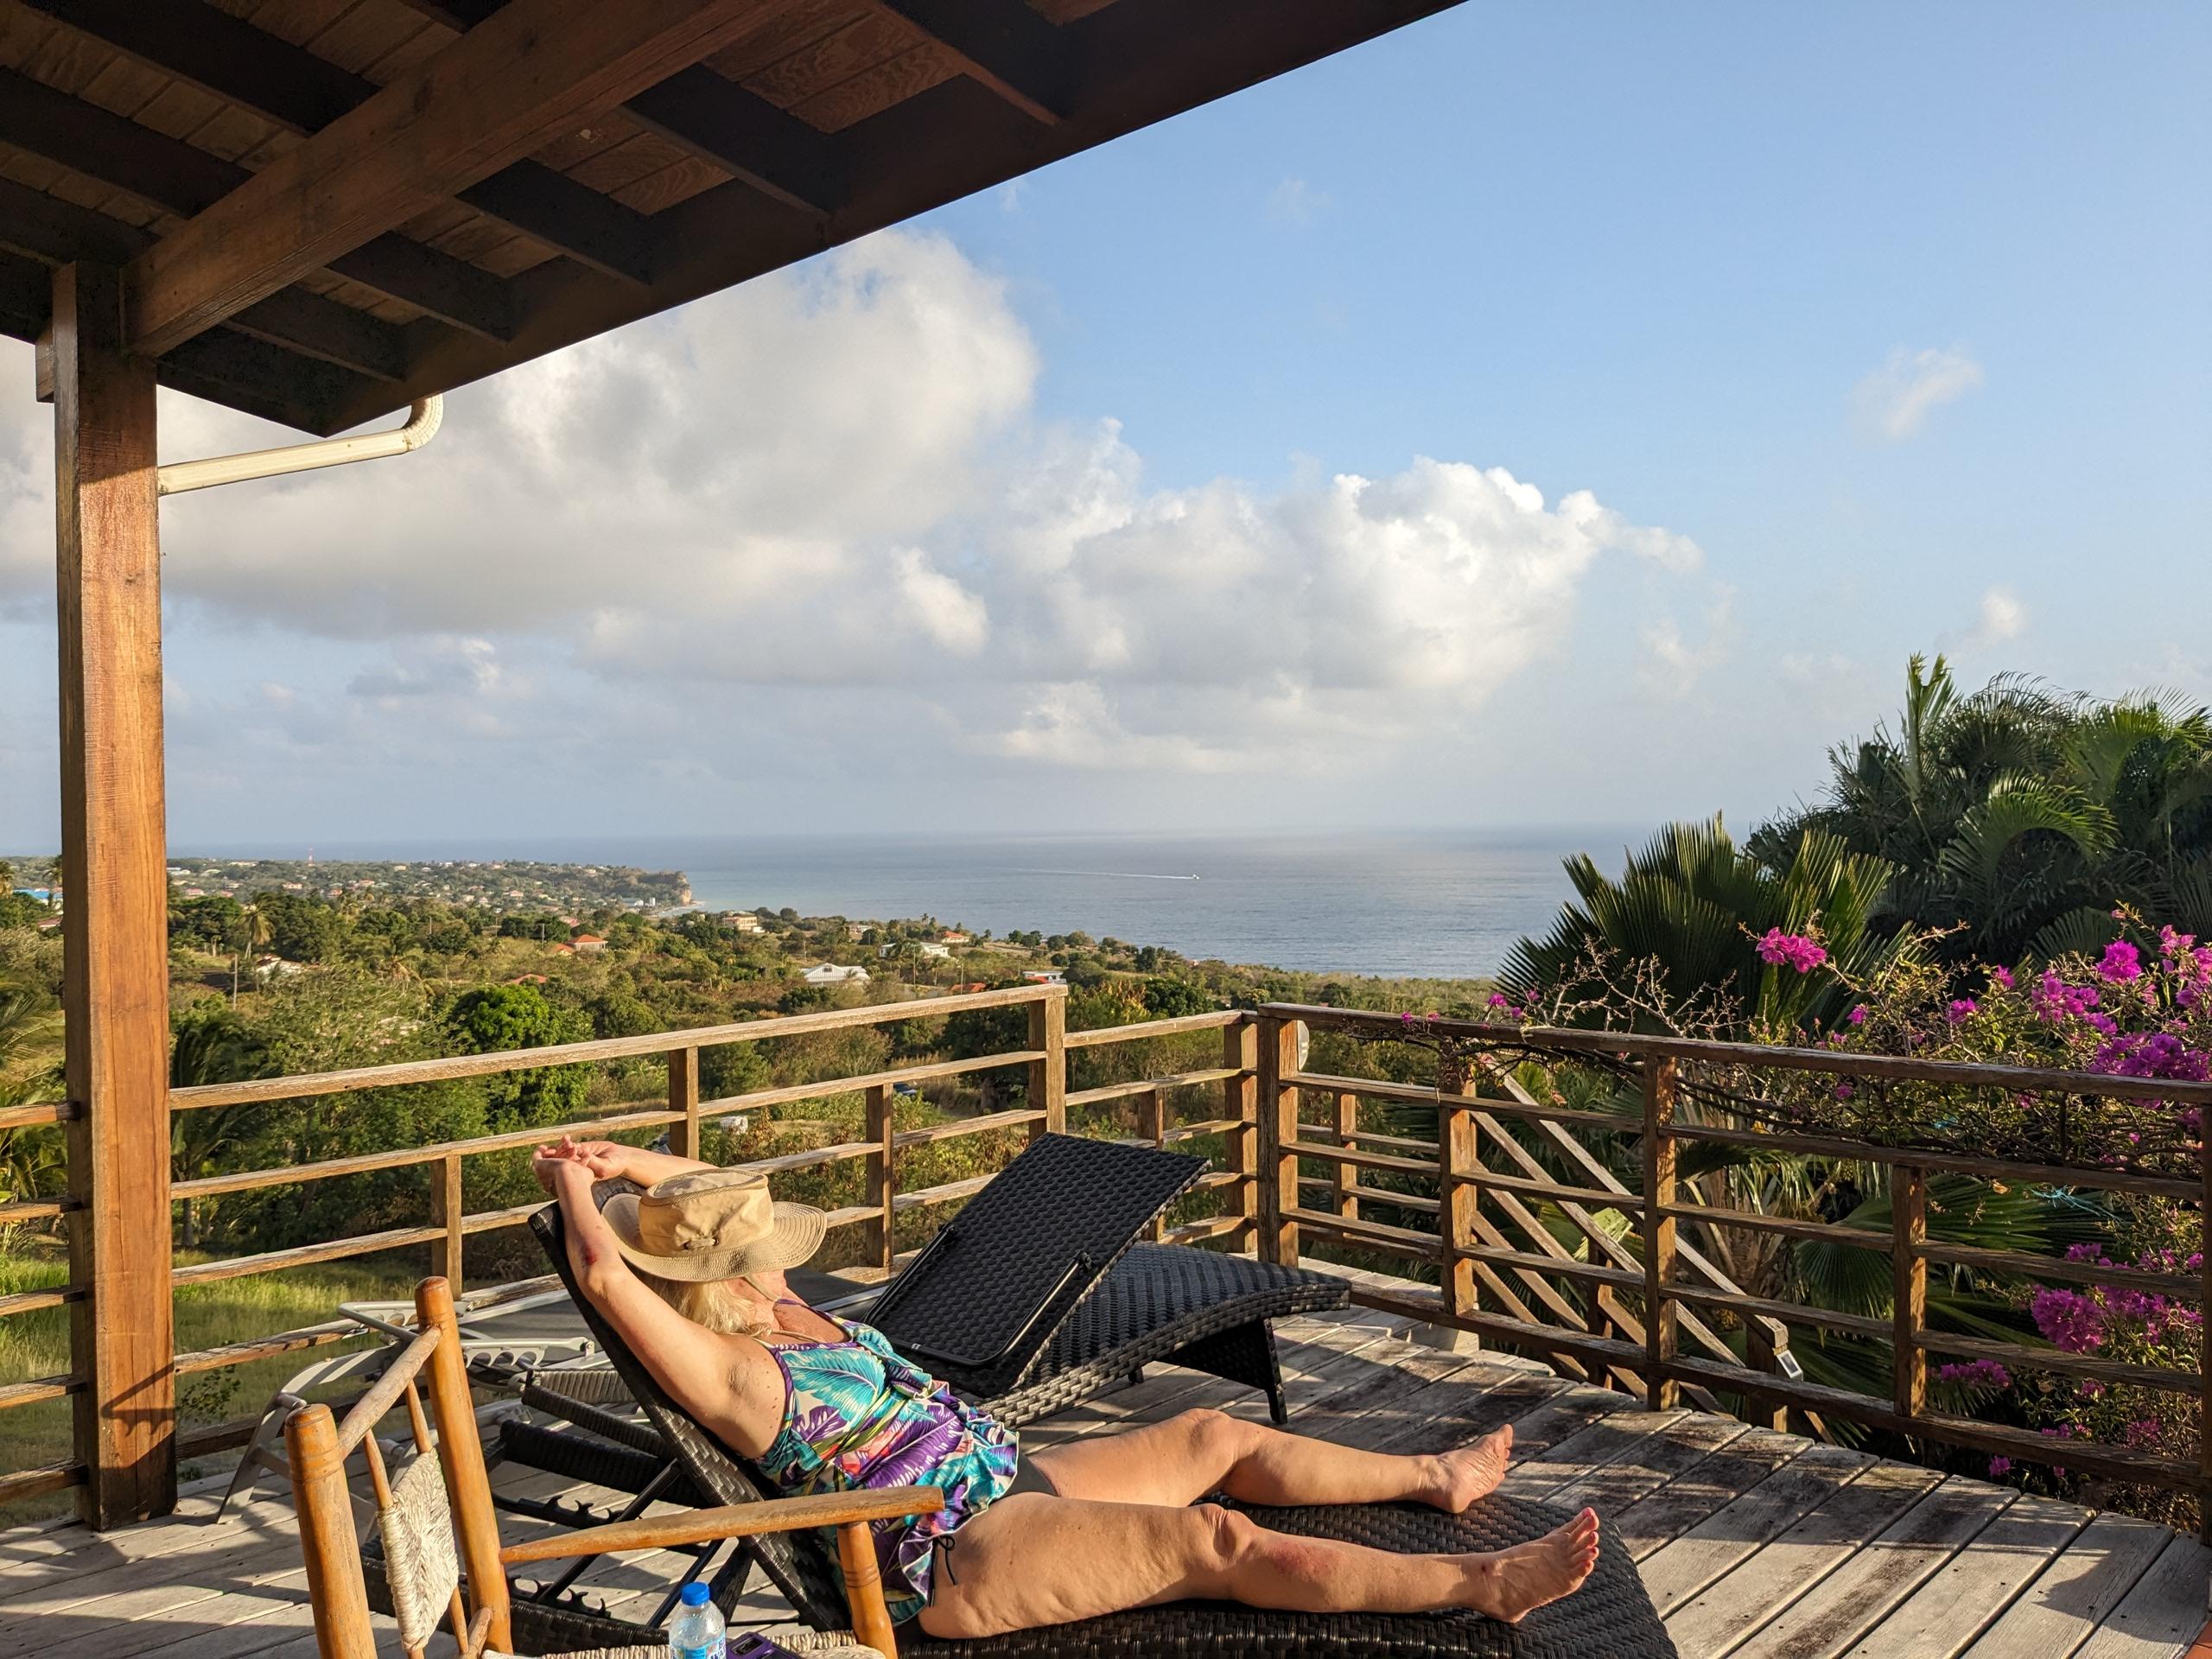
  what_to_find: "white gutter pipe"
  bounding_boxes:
[156,395,443,497]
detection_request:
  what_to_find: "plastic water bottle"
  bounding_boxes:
[668,1580,725,1659]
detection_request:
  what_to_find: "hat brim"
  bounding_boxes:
[600,1192,828,1283]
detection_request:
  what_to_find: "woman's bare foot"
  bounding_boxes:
[1424,1426,1513,1511]
[1464,1508,1601,1623]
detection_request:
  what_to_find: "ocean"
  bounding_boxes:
[227,830,1637,980]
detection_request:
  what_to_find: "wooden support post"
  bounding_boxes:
[1027,988,1065,1140]
[429,1152,464,1287]
[668,1045,700,1160]
[284,1404,378,1659]
[1138,1087,1166,1241]
[1893,1165,1927,1427]
[1332,1090,1359,1223]
[417,1276,512,1656]
[1640,1057,1679,1410]
[863,1083,894,1274]
[1253,1014,1302,1267]
[1440,1061,1480,1327]
[1224,1019,1258,1252]
[53,261,174,1528]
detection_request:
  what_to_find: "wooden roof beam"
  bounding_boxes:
[0,68,512,343]
[124,0,784,359]
[14,0,658,289]
[0,177,405,383]
[623,67,844,218]
[0,246,364,429]
[382,0,843,219]
[877,0,1072,126]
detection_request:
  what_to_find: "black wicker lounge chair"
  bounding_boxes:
[494,1198,1678,1657]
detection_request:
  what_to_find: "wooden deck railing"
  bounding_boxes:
[11,988,2210,1529]
[0,983,1259,1509]
[1249,1003,2212,1516]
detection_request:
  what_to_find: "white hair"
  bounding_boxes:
[642,1272,776,1338]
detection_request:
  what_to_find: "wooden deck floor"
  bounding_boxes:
[3,1290,2208,1659]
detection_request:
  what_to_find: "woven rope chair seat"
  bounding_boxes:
[378,1451,462,1650]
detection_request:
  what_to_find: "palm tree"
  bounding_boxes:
[231,905,274,1003]
[1759,656,2212,964]
[1498,816,1901,1037]
[168,1004,276,1248]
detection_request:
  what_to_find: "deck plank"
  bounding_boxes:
[1547,1408,1754,1518]
[1843,1493,2088,1659]
[1600,1427,1815,1560]
[1666,1458,1945,1657]
[1725,1478,2018,1659]
[1961,1513,2177,1659]
[2069,1535,2212,1659]
[1637,1444,1876,1616]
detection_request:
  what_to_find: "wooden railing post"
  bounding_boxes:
[1224,1018,1258,1252]
[668,1045,700,1160]
[1641,1057,1679,1410]
[1027,988,1066,1141]
[1138,1087,1167,1240]
[1331,1090,1359,1223]
[1893,1165,1927,1427]
[54,262,175,1527]
[1254,1012,1302,1267]
[863,1083,894,1274]
[429,1152,464,1287]
[1440,1060,1480,1325]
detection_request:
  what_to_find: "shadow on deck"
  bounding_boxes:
[3,1287,2206,1659]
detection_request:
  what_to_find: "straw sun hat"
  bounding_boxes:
[600,1168,827,1282]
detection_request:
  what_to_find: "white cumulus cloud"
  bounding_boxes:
[0,229,1707,779]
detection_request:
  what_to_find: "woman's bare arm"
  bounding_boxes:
[538,1135,712,1188]
[539,1155,785,1457]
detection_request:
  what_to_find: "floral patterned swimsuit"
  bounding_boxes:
[757,1308,1020,1624]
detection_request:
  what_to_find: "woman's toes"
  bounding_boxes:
[1432,1427,1514,1510]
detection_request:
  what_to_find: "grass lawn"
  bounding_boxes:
[0,1243,423,1526]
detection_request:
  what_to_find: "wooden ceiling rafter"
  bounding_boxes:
[875,0,1071,125]
[0,65,513,346]
[123,0,794,359]
[382,0,848,219]
[14,0,662,288]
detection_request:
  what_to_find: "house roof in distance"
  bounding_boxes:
[1,0,1464,435]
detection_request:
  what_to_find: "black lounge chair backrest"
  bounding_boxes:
[530,1202,854,1629]
[865,1134,1203,1396]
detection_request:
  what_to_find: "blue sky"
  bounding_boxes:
[0,1,2206,851]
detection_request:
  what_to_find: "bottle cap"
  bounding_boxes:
[678,1582,710,1608]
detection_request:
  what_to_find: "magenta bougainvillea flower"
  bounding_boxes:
[1754,929,1828,973]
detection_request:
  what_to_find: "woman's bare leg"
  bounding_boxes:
[1027,1406,1512,1510]
[916,1492,1600,1639]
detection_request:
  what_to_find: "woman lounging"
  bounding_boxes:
[532,1136,1599,1641]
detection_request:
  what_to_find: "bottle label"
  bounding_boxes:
[672,1642,724,1659]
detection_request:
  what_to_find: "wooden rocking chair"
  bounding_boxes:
[283,1275,940,1659]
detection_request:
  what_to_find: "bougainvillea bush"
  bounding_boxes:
[1753,914,2212,1178]
[1416,914,2211,1526]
